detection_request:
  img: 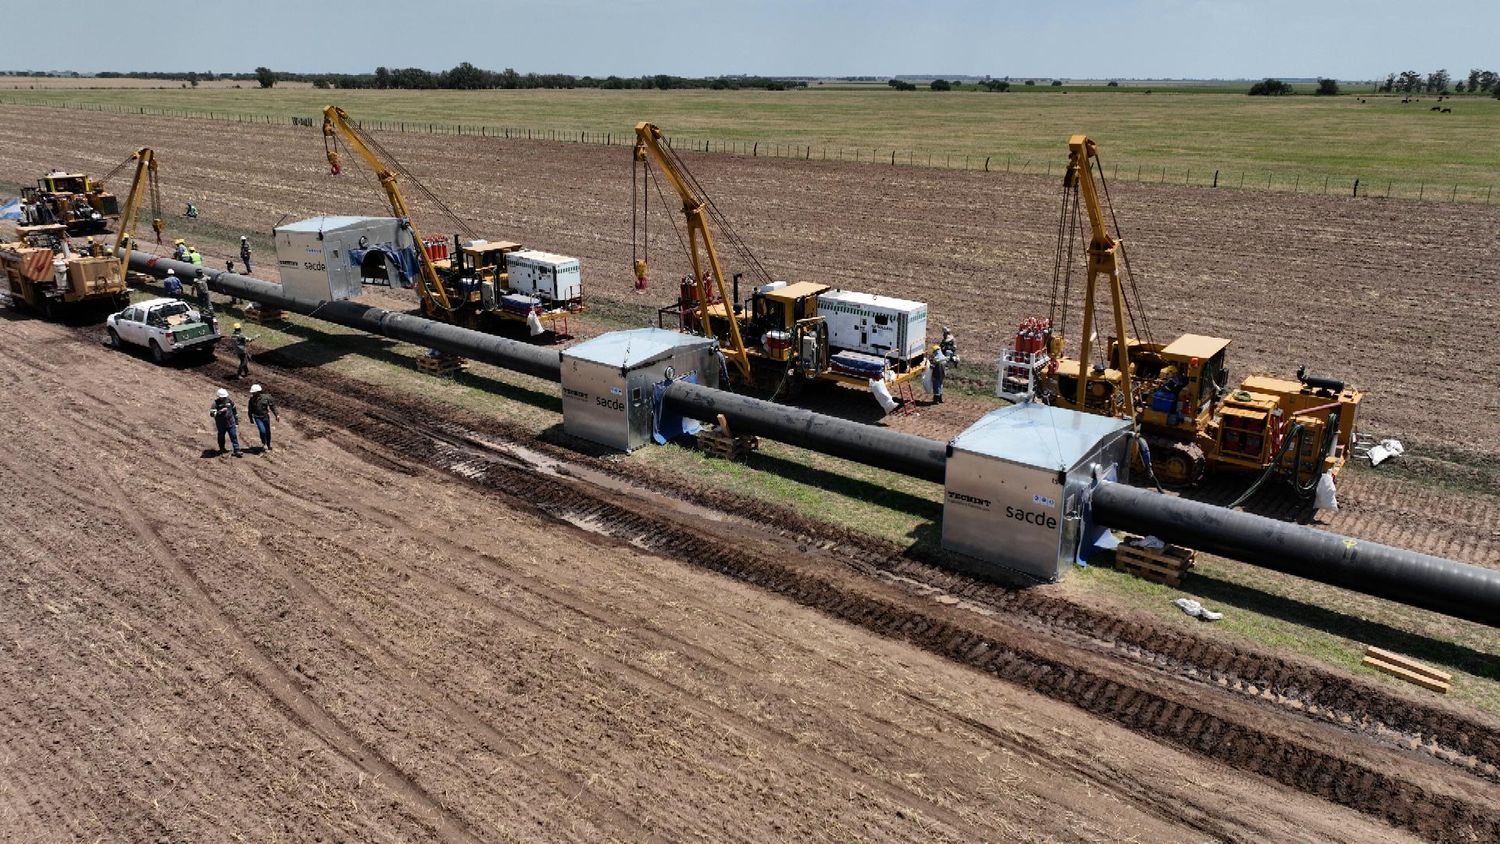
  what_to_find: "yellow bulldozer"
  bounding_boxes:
[1002,136,1361,497]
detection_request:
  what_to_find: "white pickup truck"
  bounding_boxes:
[106,297,220,364]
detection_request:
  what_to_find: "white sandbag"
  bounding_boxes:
[1314,472,1338,511]
[869,378,898,414]
[526,310,545,337]
[920,365,934,395]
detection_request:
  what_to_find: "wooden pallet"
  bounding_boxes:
[241,306,286,325]
[1114,540,1197,586]
[1361,646,1451,694]
[415,354,466,377]
[696,414,759,460]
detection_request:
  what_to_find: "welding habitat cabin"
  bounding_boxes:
[562,328,721,452]
[273,216,421,301]
[942,403,1132,584]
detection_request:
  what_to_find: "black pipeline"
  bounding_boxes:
[1090,481,1500,628]
[125,251,561,382]
[126,249,1497,625]
[661,380,948,484]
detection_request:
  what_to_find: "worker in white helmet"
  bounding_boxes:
[163,268,183,299]
[247,384,279,452]
[239,236,253,274]
[208,387,241,457]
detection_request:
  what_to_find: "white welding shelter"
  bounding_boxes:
[942,403,1131,583]
[561,328,720,452]
[273,216,421,302]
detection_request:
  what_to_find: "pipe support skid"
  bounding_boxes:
[1091,481,1500,627]
[662,380,948,484]
[125,250,562,382]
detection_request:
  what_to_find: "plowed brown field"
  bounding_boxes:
[2,103,1495,453]
[3,104,1500,841]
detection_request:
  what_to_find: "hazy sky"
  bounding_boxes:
[11,0,1495,79]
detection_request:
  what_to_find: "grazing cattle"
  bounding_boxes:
[1442,107,1452,113]
[1431,106,1442,111]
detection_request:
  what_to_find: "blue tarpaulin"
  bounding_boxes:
[652,373,703,445]
[0,198,21,221]
[348,243,422,288]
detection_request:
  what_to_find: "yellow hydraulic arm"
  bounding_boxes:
[1065,134,1136,419]
[632,122,751,381]
[322,105,454,315]
[111,147,160,276]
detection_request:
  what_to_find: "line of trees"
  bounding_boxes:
[55,65,810,92]
[1377,68,1499,96]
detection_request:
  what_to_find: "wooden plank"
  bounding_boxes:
[1364,647,1452,683]
[1361,656,1451,694]
[1116,556,1184,578]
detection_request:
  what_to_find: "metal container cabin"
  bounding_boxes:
[561,328,720,451]
[942,403,1131,583]
[273,216,418,302]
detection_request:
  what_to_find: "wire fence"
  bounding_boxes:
[4,97,1494,205]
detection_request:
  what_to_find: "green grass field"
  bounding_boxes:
[4,85,1498,200]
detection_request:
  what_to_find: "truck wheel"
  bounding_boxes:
[149,340,166,364]
[107,328,122,349]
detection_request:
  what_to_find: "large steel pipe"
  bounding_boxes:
[126,251,562,382]
[1091,481,1500,627]
[125,250,1497,624]
[662,379,948,483]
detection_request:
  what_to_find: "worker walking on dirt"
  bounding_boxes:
[239,236,253,274]
[247,384,279,452]
[209,388,242,457]
[163,268,183,299]
[231,323,256,378]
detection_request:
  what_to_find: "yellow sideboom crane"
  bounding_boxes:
[322,105,456,317]
[1034,135,1361,497]
[109,147,162,279]
[632,122,751,381]
[1065,135,1135,420]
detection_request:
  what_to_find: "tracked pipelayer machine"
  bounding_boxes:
[632,121,932,399]
[1001,135,1362,496]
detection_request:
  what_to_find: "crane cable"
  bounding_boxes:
[1095,156,1154,346]
[661,142,773,288]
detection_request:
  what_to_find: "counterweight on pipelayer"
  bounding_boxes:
[124,250,1500,628]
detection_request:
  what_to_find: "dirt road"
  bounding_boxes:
[1,306,1468,841]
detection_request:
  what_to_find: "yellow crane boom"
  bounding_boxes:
[632,122,751,380]
[110,147,161,277]
[1065,134,1136,419]
[322,105,454,315]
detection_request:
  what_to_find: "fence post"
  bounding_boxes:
[891,150,895,165]
[1353,178,1359,197]
[1212,169,1219,187]
[1450,184,1457,202]
[1185,169,1190,185]
[753,142,758,157]
[984,156,990,172]
[1488,186,1493,204]
[1294,174,1300,192]
[1323,175,1328,194]
[1418,181,1424,200]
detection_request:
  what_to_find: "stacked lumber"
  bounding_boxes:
[1114,539,1197,586]
[241,305,286,325]
[1362,646,1451,694]
[697,413,759,461]
[415,353,466,377]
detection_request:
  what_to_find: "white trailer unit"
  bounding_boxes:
[506,249,582,304]
[273,216,418,302]
[816,289,928,362]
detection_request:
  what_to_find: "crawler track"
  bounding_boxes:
[222,351,1499,842]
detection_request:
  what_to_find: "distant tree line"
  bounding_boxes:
[75,65,808,92]
[1377,68,1499,96]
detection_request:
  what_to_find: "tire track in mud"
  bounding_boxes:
[250,362,1499,842]
[0,385,488,844]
